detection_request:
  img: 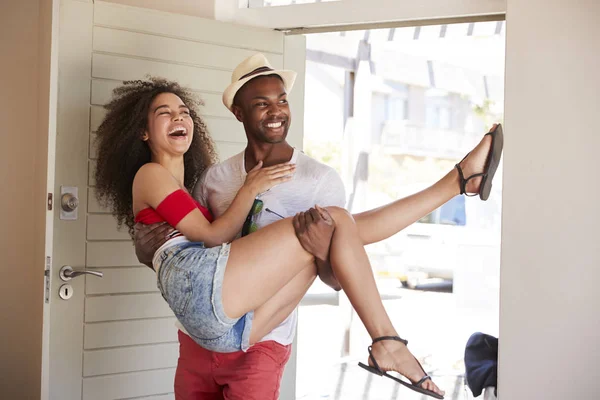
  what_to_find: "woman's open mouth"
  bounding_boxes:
[168,127,188,138]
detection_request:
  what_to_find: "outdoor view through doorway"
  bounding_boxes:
[297,21,504,400]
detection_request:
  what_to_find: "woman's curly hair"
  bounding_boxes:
[94,77,217,237]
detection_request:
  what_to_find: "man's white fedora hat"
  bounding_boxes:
[222,53,297,111]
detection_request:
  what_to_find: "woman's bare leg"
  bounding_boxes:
[221,207,444,395]
[353,125,496,245]
[249,263,317,344]
[222,217,316,320]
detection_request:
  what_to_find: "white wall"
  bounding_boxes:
[0,0,53,398]
[500,0,600,398]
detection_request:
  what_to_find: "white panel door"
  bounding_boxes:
[46,1,305,399]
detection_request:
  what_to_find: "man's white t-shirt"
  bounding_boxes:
[175,148,346,345]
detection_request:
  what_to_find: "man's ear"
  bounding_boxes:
[231,105,244,123]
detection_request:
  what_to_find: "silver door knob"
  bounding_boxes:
[61,193,79,212]
[59,265,103,281]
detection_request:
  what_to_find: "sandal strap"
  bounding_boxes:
[455,163,467,195]
[372,335,408,345]
[367,336,408,375]
[366,345,383,375]
[415,374,432,387]
[455,164,487,197]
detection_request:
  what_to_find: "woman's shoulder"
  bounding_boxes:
[133,163,178,192]
[133,163,181,208]
[135,162,170,181]
[138,162,168,174]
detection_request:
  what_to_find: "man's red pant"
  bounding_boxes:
[174,330,292,400]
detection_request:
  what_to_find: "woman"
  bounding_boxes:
[95,77,502,399]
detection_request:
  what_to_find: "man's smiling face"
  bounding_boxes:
[232,75,291,145]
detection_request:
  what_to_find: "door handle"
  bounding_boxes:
[59,265,103,281]
[60,193,79,212]
[59,186,79,220]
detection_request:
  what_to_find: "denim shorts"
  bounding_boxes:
[156,241,254,353]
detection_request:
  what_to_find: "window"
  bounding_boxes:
[426,104,440,128]
[425,88,453,129]
[386,96,409,121]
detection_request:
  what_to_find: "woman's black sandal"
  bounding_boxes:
[455,123,504,201]
[358,336,444,399]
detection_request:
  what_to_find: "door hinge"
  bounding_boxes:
[47,193,53,211]
[44,256,51,303]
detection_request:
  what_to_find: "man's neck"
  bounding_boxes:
[244,141,294,172]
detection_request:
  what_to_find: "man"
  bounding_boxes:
[135,53,345,399]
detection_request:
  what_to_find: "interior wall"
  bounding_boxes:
[500,0,600,398]
[0,0,52,398]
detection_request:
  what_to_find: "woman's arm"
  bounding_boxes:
[133,162,294,247]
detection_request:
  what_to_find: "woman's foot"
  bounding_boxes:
[368,338,445,397]
[456,124,498,195]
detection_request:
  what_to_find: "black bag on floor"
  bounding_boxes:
[464,332,498,397]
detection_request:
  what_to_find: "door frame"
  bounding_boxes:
[40,0,62,399]
[230,0,506,32]
[40,1,507,399]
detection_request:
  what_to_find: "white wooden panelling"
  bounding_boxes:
[90,106,104,133]
[282,35,307,150]
[190,91,235,118]
[91,79,116,105]
[87,214,130,240]
[84,318,178,349]
[94,1,284,54]
[83,343,178,376]
[91,79,234,118]
[88,160,96,186]
[93,26,283,72]
[205,118,246,143]
[82,368,176,400]
[87,187,108,214]
[85,293,173,322]
[87,240,140,267]
[88,133,98,160]
[92,53,232,93]
[89,137,244,165]
[215,141,245,161]
[86,267,157,295]
[133,394,174,400]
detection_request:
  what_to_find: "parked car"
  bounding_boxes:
[371,195,470,287]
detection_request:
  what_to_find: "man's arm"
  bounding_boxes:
[134,222,175,268]
[307,168,346,289]
[292,206,341,291]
